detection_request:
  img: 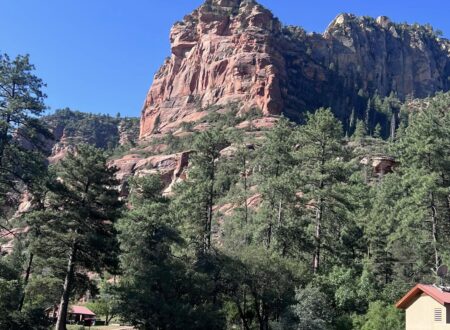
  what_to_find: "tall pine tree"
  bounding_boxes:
[35,145,122,330]
[293,108,351,273]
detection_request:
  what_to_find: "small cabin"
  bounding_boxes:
[46,305,96,325]
[68,306,96,324]
[397,284,450,330]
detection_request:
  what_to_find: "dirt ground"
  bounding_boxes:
[67,325,134,330]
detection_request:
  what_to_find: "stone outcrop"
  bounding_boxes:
[140,0,450,138]
[360,155,398,177]
[0,227,29,255]
[40,109,139,163]
[109,151,192,196]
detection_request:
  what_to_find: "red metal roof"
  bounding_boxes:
[69,306,96,316]
[396,284,450,309]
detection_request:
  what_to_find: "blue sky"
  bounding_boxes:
[1,0,449,118]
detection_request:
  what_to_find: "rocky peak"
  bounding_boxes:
[140,1,450,139]
[325,13,391,37]
[203,0,262,12]
[204,0,243,8]
[327,13,354,28]
[140,0,283,139]
[376,16,391,28]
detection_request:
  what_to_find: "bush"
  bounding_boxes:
[353,301,404,330]
[0,308,51,330]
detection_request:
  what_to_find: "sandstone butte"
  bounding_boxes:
[139,0,450,139]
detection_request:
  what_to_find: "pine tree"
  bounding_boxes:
[353,120,367,142]
[220,139,257,249]
[255,118,296,248]
[0,54,51,323]
[293,108,350,274]
[0,54,49,197]
[173,129,228,254]
[35,145,122,330]
[118,175,225,329]
[365,176,399,287]
[365,99,372,133]
[392,93,450,275]
[373,123,382,139]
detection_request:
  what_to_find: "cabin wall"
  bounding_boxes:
[406,294,450,330]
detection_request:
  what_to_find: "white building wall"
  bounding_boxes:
[406,294,450,330]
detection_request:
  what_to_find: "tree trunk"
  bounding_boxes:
[18,252,34,311]
[243,157,248,225]
[205,159,215,251]
[430,191,440,272]
[0,133,6,168]
[252,294,264,330]
[260,302,270,330]
[55,243,77,330]
[0,81,14,168]
[206,187,213,250]
[313,199,322,274]
[106,313,113,325]
[0,114,11,169]
[313,144,326,274]
[236,300,251,330]
[277,200,282,226]
[390,112,396,141]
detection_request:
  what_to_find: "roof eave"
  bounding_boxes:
[396,284,447,309]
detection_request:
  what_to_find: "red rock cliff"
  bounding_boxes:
[140,0,450,139]
[140,0,285,138]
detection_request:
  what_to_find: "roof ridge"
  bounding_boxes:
[397,283,450,309]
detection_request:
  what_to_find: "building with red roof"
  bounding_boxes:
[396,284,450,329]
[46,305,96,325]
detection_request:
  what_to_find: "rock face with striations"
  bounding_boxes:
[140,0,450,139]
[140,0,284,138]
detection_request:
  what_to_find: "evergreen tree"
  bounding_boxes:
[392,95,450,274]
[0,53,51,327]
[293,108,350,273]
[364,175,400,288]
[0,54,49,198]
[352,120,367,142]
[173,129,228,254]
[373,123,382,139]
[255,118,297,248]
[118,176,225,329]
[220,138,257,250]
[365,99,372,133]
[35,145,122,330]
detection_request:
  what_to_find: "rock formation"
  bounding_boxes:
[140,0,284,138]
[40,109,140,163]
[109,151,192,196]
[140,0,450,138]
